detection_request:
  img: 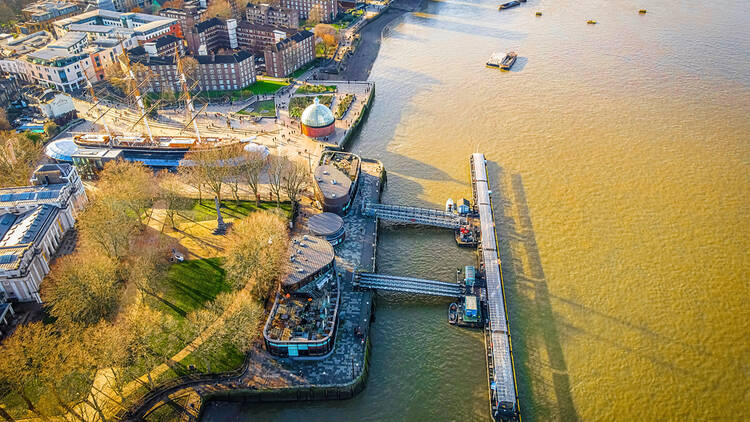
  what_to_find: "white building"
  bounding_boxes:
[0,164,87,303]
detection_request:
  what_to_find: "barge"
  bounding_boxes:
[498,1,520,10]
[500,52,517,71]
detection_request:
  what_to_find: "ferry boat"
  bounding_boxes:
[498,1,520,10]
[500,52,518,70]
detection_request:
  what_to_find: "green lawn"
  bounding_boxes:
[291,59,324,79]
[289,95,334,118]
[296,84,337,94]
[181,199,293,222]
[237,99,277,117]
[202,79,289,101]
[150,258,230,318]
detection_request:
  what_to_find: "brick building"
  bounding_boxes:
[130,50,256,93]
[264,30,314,77]
[245,3,299,29]
[278,0,338,23]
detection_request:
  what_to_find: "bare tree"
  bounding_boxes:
[184,144,243,203]
[178,163,205,204]
[78,200,139,260]
[239,150,266,206]
[266,154,286,207]
[282,158,309,205]
[157,170,190,229]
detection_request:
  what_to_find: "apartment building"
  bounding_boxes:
[245,3,299,29]
[18,1,82,35]
[264,30,314,77]
[278,0,338,23]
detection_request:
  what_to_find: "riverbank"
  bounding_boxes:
[331,0,425,81]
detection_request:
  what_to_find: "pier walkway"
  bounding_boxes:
[354,272,464,297]
[471,153,519,421]
[362,202,464,229]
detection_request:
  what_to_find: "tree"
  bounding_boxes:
[0,131,43,188]
[96,160,155,227]
[43,251,121,325]
[43,121,59,139]
[223,212,288,298]
[183,144,243,203]
[0,322,58,419]
[78,199,139,260]
[266,154,285,207]
[206,0,232,19]
[124,236,170,303]
[0,109,10,130]
[157,170,190,229]
[239,150,266,206]
[180,56,199,86]
[308,4,324,25]
[178,163,204,204]
[223,292,264,353]
[282,158,309,205]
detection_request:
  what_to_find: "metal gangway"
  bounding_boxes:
[362,202,464,229]
[354,272,464,297]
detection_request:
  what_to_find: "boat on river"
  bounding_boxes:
[448,303,458,324]
[498,1,520,10]
[500,52,517,70]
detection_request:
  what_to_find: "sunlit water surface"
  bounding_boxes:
[203,0,750,419]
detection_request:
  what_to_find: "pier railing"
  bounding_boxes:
[362,202,464,229]
[354,272,464,297]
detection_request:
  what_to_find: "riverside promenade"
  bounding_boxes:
[126,160,383,420]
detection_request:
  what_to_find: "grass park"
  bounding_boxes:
[289,95,334,118]
[237,99,277,118]
[0,160,294,420]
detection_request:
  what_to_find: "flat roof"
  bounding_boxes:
[308,212,344,236]
[314,165,351,201]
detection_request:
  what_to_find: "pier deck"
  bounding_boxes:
[354,272,464,297]
[362,202,465,229]
[471,153,519,421]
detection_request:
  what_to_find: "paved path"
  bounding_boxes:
[126,161,384,419]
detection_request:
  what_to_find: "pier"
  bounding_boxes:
[354,272,464,297]
[471,153,519,421]
[362,202,465,229]
[357,154,520,421]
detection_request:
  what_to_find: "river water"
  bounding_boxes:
[203,0,750,420]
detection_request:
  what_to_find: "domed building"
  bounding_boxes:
[300,97,335,138]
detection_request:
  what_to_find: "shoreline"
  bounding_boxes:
[328,0,425,81]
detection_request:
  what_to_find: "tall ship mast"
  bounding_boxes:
[175,50,202,142]
[117,46,154,143]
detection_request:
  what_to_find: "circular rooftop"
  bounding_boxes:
[300,98,335,128]
[308,212,344,237]
[45,138,78,162]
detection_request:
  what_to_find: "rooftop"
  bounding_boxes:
[281,236,335,291]
[314,165,351,201]
[308,212,344,237]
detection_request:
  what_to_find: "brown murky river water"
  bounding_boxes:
[203,0,750,420]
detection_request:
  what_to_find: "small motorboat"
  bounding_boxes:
[498,1,520,10]
[587,20,597,24]
[536,11,542,16]
[638,9,647,14]
[448,303,459,324]
[500,51,518,70]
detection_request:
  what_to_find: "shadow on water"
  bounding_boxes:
[487,161,579,421]
[509,57,528,72]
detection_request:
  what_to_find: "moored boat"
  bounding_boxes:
[587,19,597,24]
[498,1,520,10]
[448,303,458,324]
[500,51,518,70]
